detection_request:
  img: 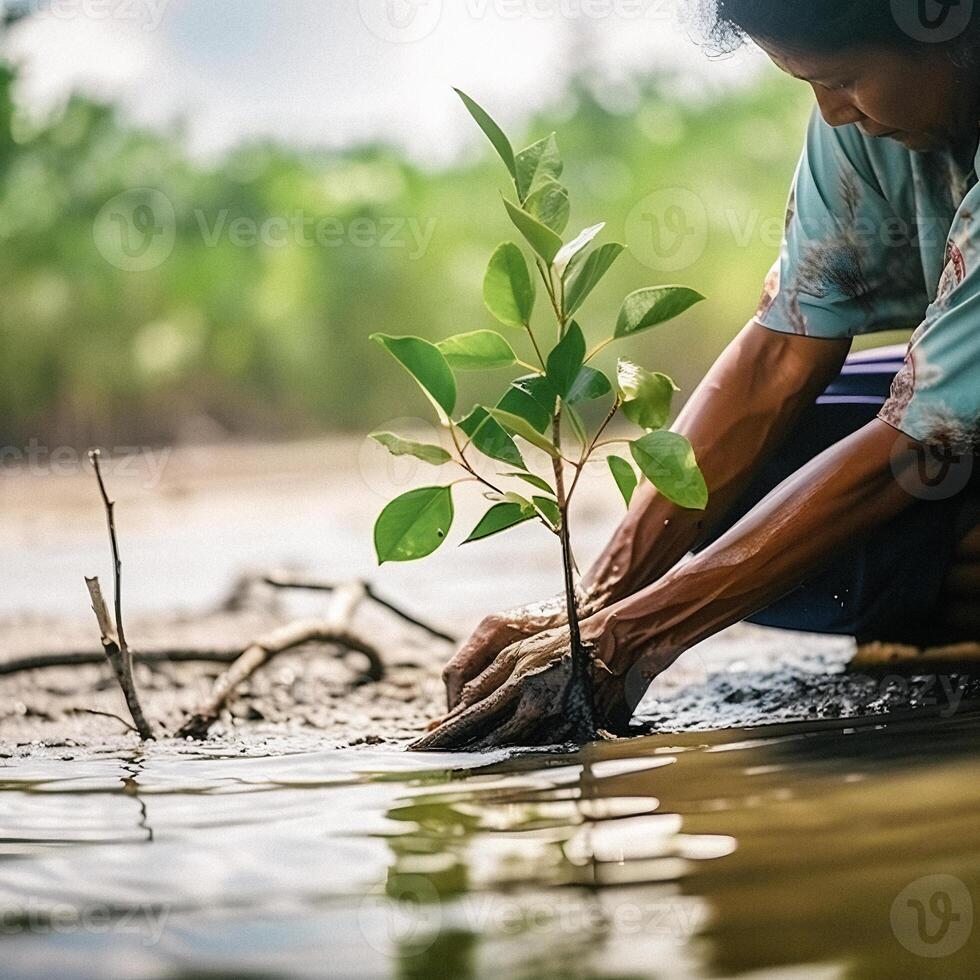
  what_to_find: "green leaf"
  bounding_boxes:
[617,358,678,430]
[503,471,555,495]
[489,407,561,459]
[497,375,555,433]
[503,198,563,265]
[483,243,535,328]
[515,133,563,202]
[532,495,561,529]
[369,432,451,466]
[615,286,706,339]
[546,321,586,399]
[524,178,570,235]
[553,222,605,277]
[567,365,612,404]
[459,406,525,470]
[437,330,516,371]
[370,334,456,419]
[454,88,516,179]
[564,243,625,317]
[630,431,708,510]
[607,455,637,507]
[374,486,454,563]
[463,502,535,544]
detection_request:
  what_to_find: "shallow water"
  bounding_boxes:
[2,706,979,979]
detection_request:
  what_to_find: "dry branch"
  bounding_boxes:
[85,450,155,740]
[260,573,457,644]
[85,575,155,740]
[177,581,377,739]
[0,649,247,677]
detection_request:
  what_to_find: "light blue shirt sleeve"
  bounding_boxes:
[879,191,980,454]
[755,108,930,339]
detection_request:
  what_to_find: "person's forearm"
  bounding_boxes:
[596,418,919,669]
[580,320,851,610]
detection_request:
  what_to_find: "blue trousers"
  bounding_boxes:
[699,345,980,643]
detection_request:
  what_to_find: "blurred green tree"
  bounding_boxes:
[0,62,811,448]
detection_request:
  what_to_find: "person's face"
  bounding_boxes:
[758,41,979,151]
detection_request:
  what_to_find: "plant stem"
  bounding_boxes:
[537,259,564,329]
[591,437,631,451]
[551,410,594,740]
[451,428,556,536]
[524,323,546,370]
[568,400,621,502]
[449,424,505,496]
[585,337,614,363]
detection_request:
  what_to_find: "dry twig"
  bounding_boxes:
[260,573,457,644]
[0,648,246,677]
[85,450,155,740]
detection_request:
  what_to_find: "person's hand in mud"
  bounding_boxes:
[423,323,864,750]
[419,413,932,751]
[441,589,602,710]
[418,610,657,750]
[436,327,856,726]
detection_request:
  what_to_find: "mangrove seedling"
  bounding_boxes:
[370,89,708,745]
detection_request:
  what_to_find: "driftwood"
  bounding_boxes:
[176,581,380,739]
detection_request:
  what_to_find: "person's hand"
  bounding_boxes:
[441,593,576,710]
[416,613,641,751]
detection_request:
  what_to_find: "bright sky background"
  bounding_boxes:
[1,0,766,164]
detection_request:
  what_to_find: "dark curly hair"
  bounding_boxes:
[688,0,980,58]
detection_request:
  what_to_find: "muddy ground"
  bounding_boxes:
[5,585,978,752]
[3,437,978,751]
[0,580,450,747]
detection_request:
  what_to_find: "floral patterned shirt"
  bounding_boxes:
[756,107,980,453]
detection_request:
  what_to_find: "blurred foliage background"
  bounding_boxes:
[0,59,814,448]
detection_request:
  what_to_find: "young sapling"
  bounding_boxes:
[370,89,708,746]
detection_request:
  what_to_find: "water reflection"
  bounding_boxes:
[0,710,979,977]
